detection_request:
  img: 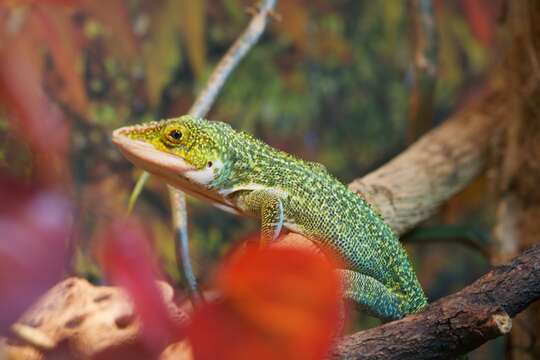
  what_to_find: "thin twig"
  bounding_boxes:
[168,185,203,304]
[402,225,492,259]
[188,0,277,117]
[168,0,277,305]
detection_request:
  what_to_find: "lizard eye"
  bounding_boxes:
[168,129,182,141]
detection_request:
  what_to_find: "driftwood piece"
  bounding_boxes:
[333,244,540,359]
[3,278,190,360]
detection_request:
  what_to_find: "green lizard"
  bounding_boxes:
[112,115,427,321]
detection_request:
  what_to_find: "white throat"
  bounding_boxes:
[183,159,223,185]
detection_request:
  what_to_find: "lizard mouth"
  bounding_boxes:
[112,127,196,175]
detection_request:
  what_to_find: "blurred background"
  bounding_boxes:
[0,0,502,358]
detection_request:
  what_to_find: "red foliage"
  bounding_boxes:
[437,0,496,48]
[188,245,343,360]
[4,0,80,5]
[97,219,184,356]
[0,13,71,183]
[0,2,78,333]
[460,0,496,47]
[0,38,70,154]
[0,172,73,334]
[433,0,496,48]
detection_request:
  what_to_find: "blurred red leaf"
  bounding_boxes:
[189,301,287,360]
[1,0,79,6]
[460,0,496,47]
[0,36,69,153]
[98,218,183,356]
[28,4,89,113]
[0,28,70,183]
[0,172,73,334]
[188,245,342,360]
[42,0,77,4]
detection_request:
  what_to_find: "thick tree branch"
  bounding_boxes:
[350,91,507,235]
[333,244,540,360]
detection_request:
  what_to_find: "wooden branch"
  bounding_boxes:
[332,244,540,360]
[349,91,507,235]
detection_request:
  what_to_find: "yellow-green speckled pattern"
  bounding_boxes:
[122,115,427,320]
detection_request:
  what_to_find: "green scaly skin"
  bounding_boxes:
[112,115,427,321]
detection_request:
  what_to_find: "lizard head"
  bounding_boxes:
[112,116,232,191]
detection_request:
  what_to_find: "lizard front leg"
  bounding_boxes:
[232,189,285,245]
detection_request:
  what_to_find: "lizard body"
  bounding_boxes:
[113,115,427,320]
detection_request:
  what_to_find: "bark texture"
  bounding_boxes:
[333,244,540,360]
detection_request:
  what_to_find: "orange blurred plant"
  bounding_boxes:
[98,220,343,359]
[187,244,343,360]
